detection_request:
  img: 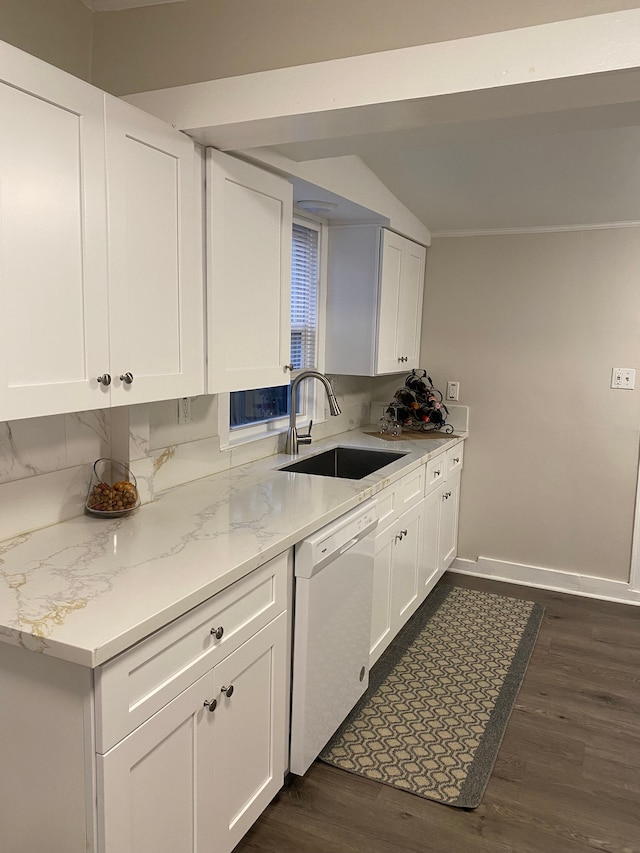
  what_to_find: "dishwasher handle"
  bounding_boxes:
[339,536,360,556]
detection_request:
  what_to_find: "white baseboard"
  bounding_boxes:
[450,556,640,606]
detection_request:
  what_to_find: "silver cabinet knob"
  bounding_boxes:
[97,374,111,386]
[284,363,294,371]
[221,685,234,697]
[453,457,460,464]
[395,529,408,542]
[119,372,134,384]
[210,626,224,639]
[434,470,441,477]
[204,698,217,713]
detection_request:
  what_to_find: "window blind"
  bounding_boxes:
[290,222,318,369]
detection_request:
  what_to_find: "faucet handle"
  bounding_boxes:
[297,420,313,443]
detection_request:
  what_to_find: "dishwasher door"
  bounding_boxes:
[289,501,377,776]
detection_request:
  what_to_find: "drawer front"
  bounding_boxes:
[376,465,425,533]
[95,550,290,753]
[425,453,446,495]
[446,443,464,478]
[397,465,425,510]
[375,482,398,531]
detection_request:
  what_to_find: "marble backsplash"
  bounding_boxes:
[0,376,383,541]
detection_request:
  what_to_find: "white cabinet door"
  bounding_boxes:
[376,230,426,374]
[390,499,424,629]
[211,614,287,853]
[439,471,461,571]
[420,484,443,601]
[397,236,426,368]
[97,671,217,853]
[206,150,293,393]
[0,42,110,420]
[375,230,404,374]
[370,500,424,666]
[370,525,395,665]
[105,97,204,406]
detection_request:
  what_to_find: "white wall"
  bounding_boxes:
[421,227,640,584]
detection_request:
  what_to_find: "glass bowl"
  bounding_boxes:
[85,458,140,518]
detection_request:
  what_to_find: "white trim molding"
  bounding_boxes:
[450,556,640,606]
[431,221,640,238]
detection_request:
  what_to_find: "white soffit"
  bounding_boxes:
[81,0,186,11]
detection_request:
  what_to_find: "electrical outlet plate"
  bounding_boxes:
[178,397,192,423]
[446,381,460,401]
[611,368,636,390]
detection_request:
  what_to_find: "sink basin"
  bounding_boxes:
[279,446,407,480]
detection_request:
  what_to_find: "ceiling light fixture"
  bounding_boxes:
[296,200,339,213]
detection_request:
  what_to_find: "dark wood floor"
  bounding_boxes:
[235,573,640,853]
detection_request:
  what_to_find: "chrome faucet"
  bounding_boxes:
[285,371,341,455]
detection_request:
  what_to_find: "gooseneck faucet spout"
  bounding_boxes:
[285,371,341,455]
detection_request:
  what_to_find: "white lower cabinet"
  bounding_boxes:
[370,441,464,666]
[0,551,291,853]
[98,614,287,853]
[370,499,424,666]
[438,472,461,572]
[419,471,461,598]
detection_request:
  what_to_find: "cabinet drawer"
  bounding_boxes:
[446,443,464,478]
[425,454,446,495]
[376,466,425,532]
[95,551,290,753]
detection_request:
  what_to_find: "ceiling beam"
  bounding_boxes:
[124,10,640,150]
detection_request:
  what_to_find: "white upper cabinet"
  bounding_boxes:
[206,149,293,393]
[105,97,203,407]
[0,41,110,420]
[325,226,426,376]
[0,42,203,422]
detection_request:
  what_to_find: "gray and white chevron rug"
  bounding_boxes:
[320,583,544,808]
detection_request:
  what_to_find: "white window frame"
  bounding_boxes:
[218,214,328,449]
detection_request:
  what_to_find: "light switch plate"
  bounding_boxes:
[446,381,460,401]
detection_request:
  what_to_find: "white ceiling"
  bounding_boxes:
[273,101,640,236]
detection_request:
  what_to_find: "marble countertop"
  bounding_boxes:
[0,428,465,668]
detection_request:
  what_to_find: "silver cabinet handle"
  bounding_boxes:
[221,685,234,697]
[453,457,460,464]
[395,529,408,542]
[434,469,441,477]
[284,363,294,371]
[210,626,224,639]
[97,374,111,386]
[204,698,217,713]
[119,372,134,384]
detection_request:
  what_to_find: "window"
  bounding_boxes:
[224,217,323,441]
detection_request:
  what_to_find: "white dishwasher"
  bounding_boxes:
[289,499,378,776]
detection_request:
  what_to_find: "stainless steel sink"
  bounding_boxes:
[279,446,407,480]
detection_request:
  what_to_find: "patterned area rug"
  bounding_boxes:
[320,584,544,808]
